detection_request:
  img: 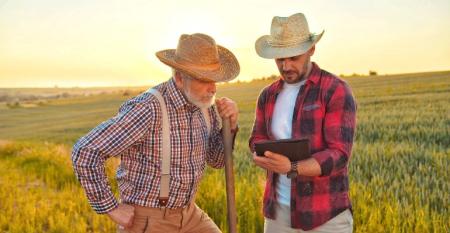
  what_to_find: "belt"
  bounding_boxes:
[132,203,190,216]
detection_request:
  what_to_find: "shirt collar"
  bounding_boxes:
[307,62,321,85]
[166,78,190,110]
[166,78,202,112]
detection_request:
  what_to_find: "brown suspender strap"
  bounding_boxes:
[148,89,170,207]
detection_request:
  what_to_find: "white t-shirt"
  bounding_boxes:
[271,80,305,206]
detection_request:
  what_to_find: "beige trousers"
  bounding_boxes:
[264,204,353,233]
[118,202,221,233]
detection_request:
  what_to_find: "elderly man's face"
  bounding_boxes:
[175,72,216,109]
[275,46,315,84]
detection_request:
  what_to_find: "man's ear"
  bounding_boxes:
[308,45,316,56]
[173,70,184,89]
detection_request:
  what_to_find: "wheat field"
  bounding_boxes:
[0,71,449,232]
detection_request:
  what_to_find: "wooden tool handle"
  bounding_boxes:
[222,118,237,233]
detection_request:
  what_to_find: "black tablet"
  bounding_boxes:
[254,138,310,161]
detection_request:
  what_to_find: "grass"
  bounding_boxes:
[0,71,449,232]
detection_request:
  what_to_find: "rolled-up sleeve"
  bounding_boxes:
[206,106,226,168]
[71,101,153,213]
[312,82,356,176]
[249,88,271,152]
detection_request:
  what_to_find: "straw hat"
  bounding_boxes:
[156,33,240,82]
[255,13,324,59]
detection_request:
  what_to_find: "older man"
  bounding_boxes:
[250,13,356,233]
[72,33,239,233]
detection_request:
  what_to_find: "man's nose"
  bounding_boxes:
[207,82,216,93]
[281,60,292,71]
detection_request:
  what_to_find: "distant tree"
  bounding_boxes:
[122,90,131,96]
[6,101,21,109]
[369,70,378,76]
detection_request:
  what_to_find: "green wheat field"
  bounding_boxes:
[0,71,449,233]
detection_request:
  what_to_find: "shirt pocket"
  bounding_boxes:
[297,103,324,136]
[302,103,321,111]
[300,103,324,117]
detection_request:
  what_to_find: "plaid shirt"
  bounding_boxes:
[249,63,357,230]
[72,79,225,214]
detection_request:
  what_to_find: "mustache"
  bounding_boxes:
[202,94,215,99]
[282,70,298,76]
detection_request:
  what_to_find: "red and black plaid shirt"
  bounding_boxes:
[72,79,225,214]
[249,62,357,230]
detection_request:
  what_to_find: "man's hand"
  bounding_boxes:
[215,97,239,131]
[253,151,291,174]
[107,204,135,229]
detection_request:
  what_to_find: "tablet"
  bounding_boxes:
[254,138,310,161]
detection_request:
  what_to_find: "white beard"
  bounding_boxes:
[183,84,215,110]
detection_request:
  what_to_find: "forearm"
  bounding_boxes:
[296,158,322,176]
[208,128,239,168]
[311,143,352,176]
[206,129,226,168]
[72,146,118,213]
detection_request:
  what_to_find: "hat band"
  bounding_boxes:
[174,57,221,71]
[268,35,312,47]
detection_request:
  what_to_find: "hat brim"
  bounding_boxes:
[156,45,240,83]
[255,30,324,59]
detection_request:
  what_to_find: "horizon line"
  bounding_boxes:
[1,69,449,89]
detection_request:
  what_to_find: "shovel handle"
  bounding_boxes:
[222,118,237,233]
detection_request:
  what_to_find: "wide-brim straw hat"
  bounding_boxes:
[156,33,240,82]
[255,13,324,59]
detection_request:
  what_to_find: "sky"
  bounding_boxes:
[0,0,449,88]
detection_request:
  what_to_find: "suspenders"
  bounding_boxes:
[147,89,170,207]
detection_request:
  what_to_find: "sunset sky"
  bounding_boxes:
[1,0,449,87]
